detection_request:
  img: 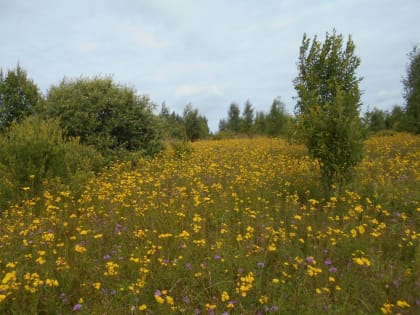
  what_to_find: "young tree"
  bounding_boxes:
[293,31,364,193]
[402,45,420,134]
[241,99,254,135]
[0,64,40,131]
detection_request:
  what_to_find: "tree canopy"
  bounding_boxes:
[0,64,40,132]
[40,76,162,157]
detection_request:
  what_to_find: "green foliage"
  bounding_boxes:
[266,97,289,137]
[218,99,293,138]
[241,99,254,134]
[40,76,163,159]
[402,45,420,134]
[158,103,186,140]
[183,104,210,142]
[225,102,241,133]
[0,116,103,209]
[0,64,40,131]
[294,31,365,192]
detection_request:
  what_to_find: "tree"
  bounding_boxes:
[159,103,186,140]
[40,76,162,158]
[266,97,287,137]
[293,31,364,192]
[254,111,267,135]
[241,100,254,134]
[183,104,209,142]
[226,102,241,133]
[0,64,40,131]
[402,46,420,134]
[365,107,387,132]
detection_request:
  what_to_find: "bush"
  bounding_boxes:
[0,116,103,210]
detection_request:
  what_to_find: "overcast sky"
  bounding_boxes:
[1,0,419,131]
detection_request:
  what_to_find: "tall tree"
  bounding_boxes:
[0,64,40,131]
[241,99,254,134]
[183,104,209,141]
[293,30,364,192]
[402,45,420,134]
[227,102,241,133]
[267,97,287,137]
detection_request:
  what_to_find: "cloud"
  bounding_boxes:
[175,84,222,99]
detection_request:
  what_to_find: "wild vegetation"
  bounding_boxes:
[0,31,419,314]
[0,134,419,314]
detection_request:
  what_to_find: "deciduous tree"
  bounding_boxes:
[293,31,364,192]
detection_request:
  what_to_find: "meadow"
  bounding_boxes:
[0,133,419,314]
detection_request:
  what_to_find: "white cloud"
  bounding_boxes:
[175,84,222,99]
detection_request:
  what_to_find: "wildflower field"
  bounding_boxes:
[0,134,419,314]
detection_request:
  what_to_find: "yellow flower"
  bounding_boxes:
[138,304,147,311]
[221,291,230,302]
[75,244,87,253]
[92,282,101,290]
[154,295,165,304]
[396,300,410,308]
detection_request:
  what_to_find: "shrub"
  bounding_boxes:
[0,116,103,210]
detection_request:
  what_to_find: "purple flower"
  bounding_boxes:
[72,304,82,311]
[329,267,338,273]
[257,262,265,268]
[195,308,201,314]
[214,255,221,260]
[208,309,215,315]
[306,256,314,264]
[182,296,190,304]
[185,263,192,270]
[103,254,111,260]
[155,289,162,297]
[325,258,332,266]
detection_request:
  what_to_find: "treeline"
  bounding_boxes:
[0,40,418,207]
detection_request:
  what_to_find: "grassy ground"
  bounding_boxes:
[0,134,419,314]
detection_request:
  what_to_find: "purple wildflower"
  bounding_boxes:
[257,262,265,268]
[72,304,82,311]
[329,267,338,273]
[325,258,332,265]
[306,256,314,264]
[155,289,162,297]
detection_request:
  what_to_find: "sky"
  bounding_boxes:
[1,0,419,132]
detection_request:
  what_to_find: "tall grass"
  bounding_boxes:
[0,134,418,314]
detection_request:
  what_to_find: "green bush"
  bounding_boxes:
[0,116,103,210]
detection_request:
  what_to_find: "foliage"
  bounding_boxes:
[158,103,186,140]
[223,102,241,133]
[218,99,293,138]
[183,104,210,142]
[241,100,254,134]
[0,64,40,132]
[402,45,420,134]
[0,135,418,314]
[0,116,103,209]
[293,31,365,192]
[266,97,290,137]
[40,76,163,159]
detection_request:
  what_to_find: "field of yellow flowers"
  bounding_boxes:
[0,134,419,314]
